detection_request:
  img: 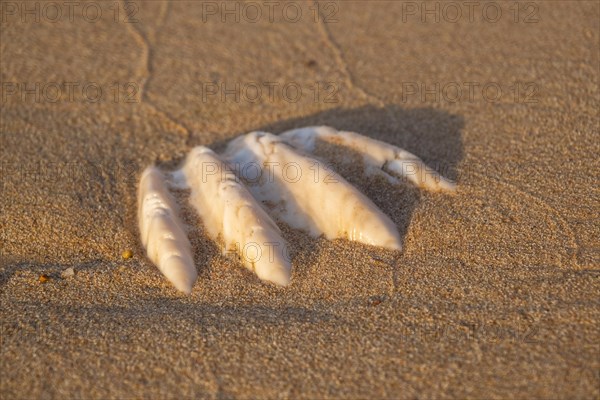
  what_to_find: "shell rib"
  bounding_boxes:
[280,126,456,192]
[179,146,291,286]
[137,167,197,294]
[224,132,402,250]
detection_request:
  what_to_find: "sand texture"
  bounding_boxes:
[1,1,599,398]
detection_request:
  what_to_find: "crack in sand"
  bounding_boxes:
[310,1,401,131]
[390,253,402,295]
[122,0,193,142]
[312,2,381,106]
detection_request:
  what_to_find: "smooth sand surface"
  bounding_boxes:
[1,1,598,398]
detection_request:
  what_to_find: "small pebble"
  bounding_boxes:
[122,250,133,259]
[61,267,75,278]
[368,295,385,306]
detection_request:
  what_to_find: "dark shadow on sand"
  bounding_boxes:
[254,105,463,182]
